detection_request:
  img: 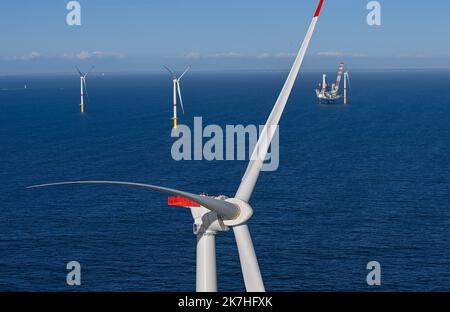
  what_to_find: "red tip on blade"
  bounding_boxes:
[314,0,324,17]
[168,196,201,207]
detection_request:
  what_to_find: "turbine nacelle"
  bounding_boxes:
[190,202,229,235]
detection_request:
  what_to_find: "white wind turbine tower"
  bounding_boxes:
[164,65,190,129]
[29,0,325,292]
[76,66,94,113]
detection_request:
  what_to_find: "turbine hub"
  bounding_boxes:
[223,198,254,227]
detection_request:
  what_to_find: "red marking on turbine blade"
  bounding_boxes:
[168,196,201,207]
[314,0,324,17]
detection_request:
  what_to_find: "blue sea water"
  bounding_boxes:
[1,70,450,291]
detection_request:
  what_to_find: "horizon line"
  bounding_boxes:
[1,67,450,77]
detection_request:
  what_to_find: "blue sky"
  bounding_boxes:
[1,0,449,73]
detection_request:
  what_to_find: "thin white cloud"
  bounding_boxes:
[317,51,369,58]
[351,53,369,58]
[210,52,242,58]
[183,52,242,59]
[275,52,297,58]
[257,53,271,59]
[184,52,202,59]
[1,51,126,61]
[394,54,428,59]
[62,51,125,60]
[3,51,42,61]
[317,51,345,57]
[257,52,296,59]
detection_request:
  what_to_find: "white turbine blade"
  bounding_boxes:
[231,0,325,293]
[177,82,185,114]
[27,181,239,220]
[84,65,95,78]
[235,0,324,203]
[233,224,265,291]
[82,79,89,102]
[178,66,191,81]
[163,65,176,79]
[75,66,83,77]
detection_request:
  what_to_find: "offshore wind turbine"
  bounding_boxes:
[76,66,94,113]
[164,65,190,129]
[29,0,325,292]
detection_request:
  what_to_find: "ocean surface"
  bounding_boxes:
[1,70,450,291]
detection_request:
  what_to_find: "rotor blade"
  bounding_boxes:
[178,66,191,81]
[75,66,83,77]
[163,65,176,79]
[177,82,185,114]
[235,0,324,203]
[27,181,239,220]
[82,79,89,103]
[347,72,352,93]
[233,224,265,291]
[84,65,95,78]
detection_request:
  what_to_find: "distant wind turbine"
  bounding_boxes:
[163,65,190,129]
[76,66,94,113]
[344,71,351,104]
[29,0,325,292]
